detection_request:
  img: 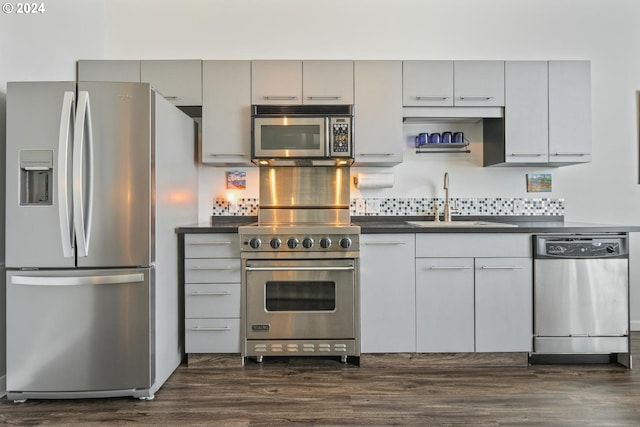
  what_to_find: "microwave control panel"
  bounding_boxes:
[329,117,352,157]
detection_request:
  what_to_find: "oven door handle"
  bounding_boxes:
[245,266,355,272]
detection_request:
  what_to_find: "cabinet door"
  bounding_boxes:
[548,60,592,164]
[475,258,532,352]
[77,60,141,82]
[504,61,549,163]
[403,61,454,107]
[303,60,353,105]
[360,234,416,353]
[416,258,475,352]
[454,61,505,107]
[353,60,403,165]
[140,60,202,106]
[251,60,302,104]
[185,318,241,353]
[202,61,252,165]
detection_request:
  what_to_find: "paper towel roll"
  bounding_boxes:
[354,173,395,189]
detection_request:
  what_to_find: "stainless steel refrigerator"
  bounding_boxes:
[5,81,198,401]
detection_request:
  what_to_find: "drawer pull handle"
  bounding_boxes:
[190,291,232,296]
[415,96,450,101]
[206,154,246,158]
[551,152,589,156]
[509,153,545,157]
[458,96,495,101]
[429,266,472,270]
[190,266,234,271]
[358,153,394,157]
[480,266,523,270]
[263,96,298,100]
[191,326,232,332]
[307,96,342,100]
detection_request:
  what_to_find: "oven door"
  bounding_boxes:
[253,116,327,158]
[245,258,355,340]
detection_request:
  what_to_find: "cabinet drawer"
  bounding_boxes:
[416,233,531,258]
[184,259,241,283]
[185,318,241,353]
[185,283,240,318]
[185,234,240,258]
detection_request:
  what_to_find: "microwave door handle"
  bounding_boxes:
[72,91,95,257]
[57,91,75,258]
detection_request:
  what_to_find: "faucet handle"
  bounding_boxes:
[433,205,440,222]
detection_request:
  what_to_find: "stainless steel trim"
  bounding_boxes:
[57,91,75,258]
[245,266,355,272]
[72,91,94,257]
[11,273,145,286]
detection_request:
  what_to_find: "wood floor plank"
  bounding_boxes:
[2,335,640,426]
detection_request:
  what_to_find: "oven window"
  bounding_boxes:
[261,125,321,150]
[265,281,336,311]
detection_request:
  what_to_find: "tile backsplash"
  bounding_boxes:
[212,197,564,217]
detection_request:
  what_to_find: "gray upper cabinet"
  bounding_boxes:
[548,60,592,165]
[201,61,252,165]
[77,60,141,82]
[454,61,504,107]
[484,60,591,167]
[140,60,202,106]
[503,61,549,164]
[302,60,354,104]
[354,60,403,166]
[403,61,454,107]
[251,60,353,105]
[251,60,303,105]
[402,60,504,107]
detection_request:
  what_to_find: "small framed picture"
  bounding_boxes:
[226,170,246,190]
[526,173,552,192]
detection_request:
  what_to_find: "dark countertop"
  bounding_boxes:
[177,215,640,234]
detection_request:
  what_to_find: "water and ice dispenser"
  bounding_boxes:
[20,150,54,206]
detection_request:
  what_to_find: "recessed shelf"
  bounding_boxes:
[416,141,470,154]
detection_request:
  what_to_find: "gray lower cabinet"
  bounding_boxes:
[360,234,416,352]
[184,233,241,353]
[416,257,475,352]
[415,234,533,353]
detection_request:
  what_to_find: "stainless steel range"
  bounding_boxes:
[239,166,360,364]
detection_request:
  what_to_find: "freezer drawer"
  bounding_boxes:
[7,269,152,393]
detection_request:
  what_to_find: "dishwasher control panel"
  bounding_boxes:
[535,235,628,259]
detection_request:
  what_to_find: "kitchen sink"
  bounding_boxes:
[406,220,518,228]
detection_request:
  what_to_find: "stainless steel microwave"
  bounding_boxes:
[251,105,353,165]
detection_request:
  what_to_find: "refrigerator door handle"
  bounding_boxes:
[57,91,75,258]
[11,273,145,286]
[73,91,95,257]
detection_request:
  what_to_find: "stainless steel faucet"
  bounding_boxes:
[443,172,452,222]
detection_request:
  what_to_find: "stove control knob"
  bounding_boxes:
[287,237,299,249]
[249,237,261,249]
[339,237,352,249]
[302,237,314,249]
[270,237,282,249]
[320,237,332,249]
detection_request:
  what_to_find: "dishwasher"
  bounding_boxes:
[531,234,631,368]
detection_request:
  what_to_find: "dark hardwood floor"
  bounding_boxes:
[2,335,640,426]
